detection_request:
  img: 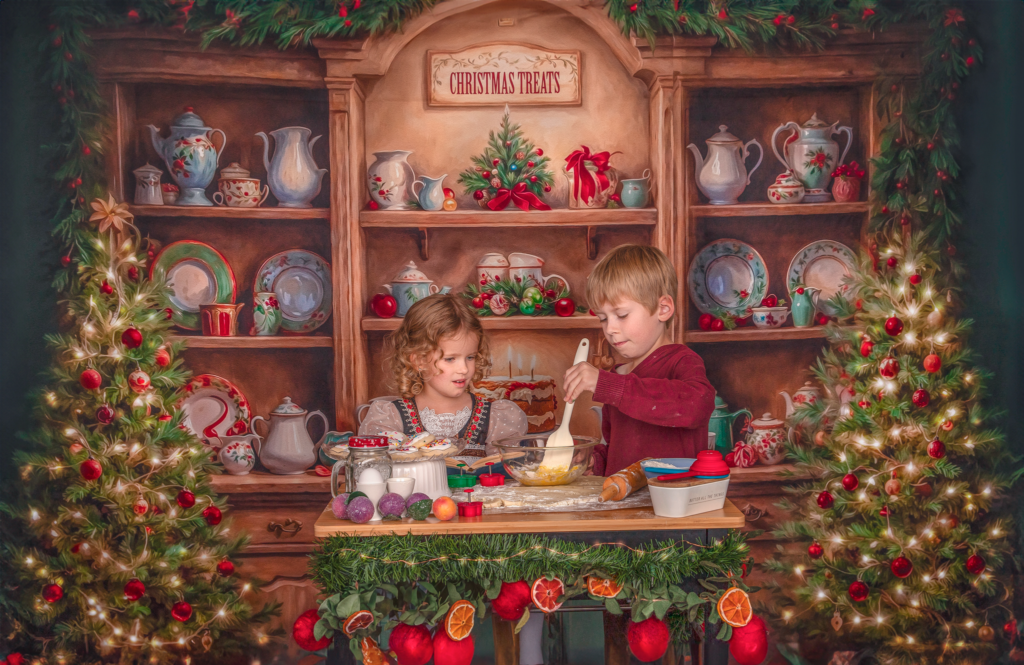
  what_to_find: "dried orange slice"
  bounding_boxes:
[586,576,623,598]
[445,599,476,641]
[716,587,752,628]
[343,609,374,637]
[531,577,564,613]
[360,637,385,665]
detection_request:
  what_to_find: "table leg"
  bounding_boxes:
[702,528,730,665]
[328,634,355,665]
[493,612,521,665]
[603,610,630,665]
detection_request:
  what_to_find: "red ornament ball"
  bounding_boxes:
[808,541,824,559]
[966,554,986,575]
[100,280,114,295]
[217,559,235,577]
[80,459,103,481]
[879,356,899,379]
[626,617,670,662]
[176,489,196,509]
[154,348,171,367]
[927,439,946,459]
[1005,620,1018,639]
[124,578,146,602]
[433,627,474,665]
[61,254,71,267]
[171,600,193,622]
[698,313,714,331]
[879,505,890,517]
[42,583,64,603]
[909,274,922,285]
[912,389,930,407]
[923,354,942,373]
[841,474,859,491]
[473,190,484,200]
[128,369,151,394]
[729,615,768,665]
[543,185,551,192]
[491,581,531,621]
[535,149,544,156]
[389,622,433,665]
[121,327,143,349]
[554,298,575,317]
[710,318,725,331]
[96,404,115,424]
[202,505,222,526]
[966,56,976,67]
[80,368,102,390]
[133,498,149,515]
[848,580,869,602]
[492,158,500,166]
[860,340,874,357]
[471,295,484,309]
[293,609,330,651]
[891,556,913,578]
[817,491,834,509]
[884,316,904,336]
[886,256,898,268]
[370,293,398,319]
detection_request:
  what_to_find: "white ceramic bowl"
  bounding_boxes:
[751,307,790,329]
[390,458,450,501]
[648,478,730,518]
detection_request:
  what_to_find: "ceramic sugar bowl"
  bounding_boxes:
[767,170,805,204]
[746,412,787,465]
[213,162,268,208]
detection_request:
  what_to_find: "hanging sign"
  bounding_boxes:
[427,43,581,107]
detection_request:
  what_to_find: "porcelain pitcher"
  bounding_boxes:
[251,397,328,475]
[210,435,261,475]
[790,286,821,328]
[771,113,852,202]
[687,126,763,205]
[148,106,226,206]
[368,150,416,210]
[507,253,570,293]
[256,127,327,208]
[412,174,448,211]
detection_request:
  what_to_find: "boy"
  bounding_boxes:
[563,244,716,476]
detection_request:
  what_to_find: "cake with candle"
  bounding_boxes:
[473,374,557,433]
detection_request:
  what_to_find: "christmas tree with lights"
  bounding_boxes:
[0,198,275,664]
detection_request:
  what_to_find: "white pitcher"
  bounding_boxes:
[256,127,327,208]
[412,174,448,211]
[251,397,328,475]
[687,125,763,205]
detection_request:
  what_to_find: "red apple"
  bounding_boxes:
[698,313,713,330]
[710,318,725,331]
[371,294,397,318]
[554,298,575,317]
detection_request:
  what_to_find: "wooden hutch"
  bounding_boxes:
[90,3,922,659]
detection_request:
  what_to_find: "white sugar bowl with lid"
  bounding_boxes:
[746,412,787,465]
[214,162,269,208]
[383,261,451,317]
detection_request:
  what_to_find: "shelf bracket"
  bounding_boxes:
[586,226,598,260]
[416,227,429,261]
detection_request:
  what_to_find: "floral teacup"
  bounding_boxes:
[751,306,790,329]
[213,177,270,208]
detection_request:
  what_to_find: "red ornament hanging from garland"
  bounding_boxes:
[96,404,115,424]
[966,554,987,575]
[128,369,151,393]
[121,327,143,349]
[123,578,146,601]
[927,439,946,459]
[217,559,235,576]
[817,491,834,509]
[171,600,193,622]
[923,353,942,373]
[80,459,102,481]
[729,615,768,665]
[133,498,149,515]
[841,473,859,491]
[808,541,824,559]
[389,622,433,665]
[433,628,475,665]
[891,556,913,578]
[860,339,874,357]
[202,505,222,525]
[848,580,869,602]
[626,617,670,662]
[80,369,102,390]
[490,580,531,621]
[176,489,196,508]
[912,389,930,407]
[293,608,330,651]
[42,583,64,603]
[155,347,171,367]
[879,356,899,379]
[884,316,904,336]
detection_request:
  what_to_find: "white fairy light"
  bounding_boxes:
[853,615,862,624]
[946,487,956,495]
[991,527,1001,537]
[911,599,920,607]
[30,509,40,521]
[876,615,885,625]
[936,333,948,343]
[817,590,826,599]
[832,535,843,544]
[858,491,867,501]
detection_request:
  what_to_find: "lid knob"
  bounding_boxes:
[184,106,193,112]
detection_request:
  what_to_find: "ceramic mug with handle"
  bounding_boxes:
[620,169,652,208]
[507,253,570,293]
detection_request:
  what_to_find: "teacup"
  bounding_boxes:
[507,252,570,292]
[386,477,416,500]
[751,306,790,329]
[620,169,652,208]
[200,303,243,336]
[213,178,270,208]
[476,252,510,285]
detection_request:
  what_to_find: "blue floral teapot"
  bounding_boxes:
[148,106,226,206]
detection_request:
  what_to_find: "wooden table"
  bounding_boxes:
[316,499,745,665]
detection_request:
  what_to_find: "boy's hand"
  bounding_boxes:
[563,361,600,404]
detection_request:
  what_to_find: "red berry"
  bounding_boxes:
[796,287,805,295]
[909,274,922,285]
[817,491,834,509]
[848,580,869,602]
[773,15,783,26]
[164,308,174,320]
[841,474,859,491]
[927,439,946,459]
[100,280,113,295]
[545,289,557,298]
[527,161,535,167]
[887,256,898,268]
[808,541,824,559]
[124,578,146,601]
[881,205,890,214]
[891,556,913,579]
[61,254,71,267]
[64,51,73,62]
[698,313,713,331]
[176,489,196,508]
[492,158,500,166]
[127,265,139,280]
[535,149,543,156]
[471,295,484,309]
[629,3,637,11]
[473,190,484,200]
[366,199,379,210]
[923,354,941,373]
[1005,620,1017,639]
[966,56,975,67]
[53,36,62,47]
[171,601,193,622]
[710,318,725,331]
[717,8,727,19]
[966,554,986,575]
[543,185,551,192]
[217,560,235,576]
[787,15,795,24]
[831,22,839,29]
[529,176,538,183]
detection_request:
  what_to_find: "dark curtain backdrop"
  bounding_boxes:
[1,1,1022,484]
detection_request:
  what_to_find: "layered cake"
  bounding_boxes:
[474,375,558,433]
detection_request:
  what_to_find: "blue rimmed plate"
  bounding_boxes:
[786,240,857,316]
[641,458,696,476]
[254,250,333,333]
[688,239,768,317]
[150,241,236,330]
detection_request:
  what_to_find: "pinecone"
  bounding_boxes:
[515,151,525,160]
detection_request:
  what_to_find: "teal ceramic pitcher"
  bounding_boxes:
[790,286,820,328]
[708,396,751,454]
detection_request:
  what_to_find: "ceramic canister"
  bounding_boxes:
[213,162,269,208]
[253,291,283,336]
[747,413,787,465]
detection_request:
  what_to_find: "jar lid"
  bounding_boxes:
[133,163,162,178]
[349,436,388,449]
[706,125,741,143]
[171,106,209,129]
[270,397,306,416]
[802,113,831,128]
[219,162,250,180]
[751,412,784,428]
[391,261,431,283]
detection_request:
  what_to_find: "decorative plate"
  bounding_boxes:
[688,239,768,317]
[642,458,696,476]
[786,240,857,316]
[179,374,251,443]
[254,250,333,333]
[150,241,236,330]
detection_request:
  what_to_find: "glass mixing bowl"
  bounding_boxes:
[491,435,600,486]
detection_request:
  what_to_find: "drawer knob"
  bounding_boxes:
[267,518,303,536]
[740,504,767,522]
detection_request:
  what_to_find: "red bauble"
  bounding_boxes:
[841,474,859,491]
[202,505,222,525]
[1005,620,1018,639]
[698,313,713,331]
[370,293,398,318]
[909,274,922,285]
[626,617,670,662]
[80,369,102,390]
[154,348,171,367]
[891,556,913,578]
[96,404,115,424]
[535,149,544,156]
[471,295,484,309]
[710,318,725,331]
[879,506,890,517]
[729,615,768,665]
[808,541,824,559]
[133,498,149,515]
[127,265,138,280]
[367,199,379,210]
[554,298,575,317]
[860,340,874,357]
[884,316,904,336]
[176,489,196,508]
[966,554,986,575]
[42,583,64,603]
[217,560,235,577]
[886,256,898,268]
[293,608,330,651]
[128,369,151,394]
[80,459,103,481]
[389,622,433,665]
[912,389,930,407]
[848,580,869,602]
[100,280,114,295]
[124,578,146,601]
[923,354,942,373]
[927,439,946,459]
[121,327,143,349]
[817,491,834,509]
[433,628,474,665]
[491,581,531,621]
[171,600,193,622]
[879,356,899,379]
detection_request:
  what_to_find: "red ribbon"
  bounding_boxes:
[565,145,613,206]
[487,182,551,212]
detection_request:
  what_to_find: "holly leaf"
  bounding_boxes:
[605,597,623,615]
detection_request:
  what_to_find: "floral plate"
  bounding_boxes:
[687,239,768,317]
[254,250,333,333]
[786,240,857,316]
[179,374,251,443]
[150,241,236,330]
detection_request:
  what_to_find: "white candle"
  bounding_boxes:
[530,355,536,381]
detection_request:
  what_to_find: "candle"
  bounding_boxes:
[507,345,513,378]
[530,355,536,381]
[516,353,522,378]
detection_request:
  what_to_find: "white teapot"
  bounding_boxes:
[251,397,328,475]
[687,125,763,205]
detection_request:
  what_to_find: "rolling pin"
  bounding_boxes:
[598,459,650,502]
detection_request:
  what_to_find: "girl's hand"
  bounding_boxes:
[563,361,600,404]
[583,454,596,476]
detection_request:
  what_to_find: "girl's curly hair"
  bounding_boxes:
[385,294,491,399]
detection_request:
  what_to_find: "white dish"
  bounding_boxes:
[786,240,857,316]
[254,249,333,333]
[178,374,251,443]
[687,239,769,317]
[648,478,730,518]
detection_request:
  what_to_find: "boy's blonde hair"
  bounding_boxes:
[386,293,492,398]
[586,244,678,317]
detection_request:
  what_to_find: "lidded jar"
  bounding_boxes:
[345,436,392,493]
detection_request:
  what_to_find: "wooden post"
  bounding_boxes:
[603,610,630,665]
[492,613,520,665]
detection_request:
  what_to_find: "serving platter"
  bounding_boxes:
[786,240,857,316]
[150,241,236,330]
[688,239,768,317]
[179,374,251,443]
[254,249,333,333]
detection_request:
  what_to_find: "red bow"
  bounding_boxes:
[487,182,551,212]
[565,145,613,206]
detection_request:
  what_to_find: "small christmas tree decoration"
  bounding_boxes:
[202,505,222,525]
[878,356,899,378]
[884,316,904,336]
[890,556,913,578]
[927,439,946,459]
[96,404,115,424]
[884,478,901,495]
[42,583,64,603]
[154,347,171,366]
[626,617,670,662]
[912,389,930,407]
[389,623,433,665]
[293,609,331,651]
[817,490,834,509]
[923,353,942,372]
[808,541,824,559]
[79,368,102,390]
[99,280,114,295]
[841,474,859,491]
[123,578,146,601]
[848,580,869,602]
[966,554,987,575]
[121,327,143,348]
[80,459,102,480]
[979,625,996,642]
[860,339,874,357]
[217,559,235,576]
[1005,620,1018,639]
[171,601,193,622]
[176,489,196,508]
[128,369,151,393]
[133,498,149,515]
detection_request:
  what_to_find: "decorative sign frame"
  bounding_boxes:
[427,42,582,107]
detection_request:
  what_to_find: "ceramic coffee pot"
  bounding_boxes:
[251,397,328,475]
[771,113,852,202]
[148,106,226,206]
[779,381,822,419]
[256,127,327,208]
[687,125,763,205]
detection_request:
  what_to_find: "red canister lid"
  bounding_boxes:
[349,436,388,448]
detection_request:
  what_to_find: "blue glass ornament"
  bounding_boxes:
[510,164,517,171]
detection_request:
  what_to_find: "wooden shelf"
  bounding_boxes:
[690,202,869,218]
[683,327,829,343]
[168,335,333,348]
[129,205,330,220]
[362,314,602,332]
[209,470,332,494]
[359,208,657,228]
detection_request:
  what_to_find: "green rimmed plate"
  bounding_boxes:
[688,239,768,317]
[150,241,236,330]
[254,250,332,333]
[786,240,857,316]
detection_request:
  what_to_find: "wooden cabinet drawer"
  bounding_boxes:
[222,494,331,547]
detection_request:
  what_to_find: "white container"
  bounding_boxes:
[390,458,450,501]
[648,478,730,518]
[386,476,416,500]
[356,481,386,522]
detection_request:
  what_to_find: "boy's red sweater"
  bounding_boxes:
[591,344,716,477]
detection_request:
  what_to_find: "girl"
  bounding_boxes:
[358,293,527,468]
